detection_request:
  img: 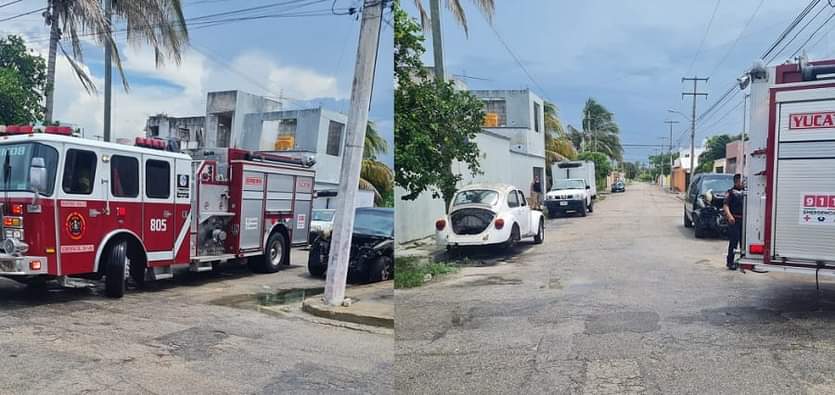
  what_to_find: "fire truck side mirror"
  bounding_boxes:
[30,157,47,194]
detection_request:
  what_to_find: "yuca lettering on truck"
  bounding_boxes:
[0,125,315,298]
[736,55,835,276]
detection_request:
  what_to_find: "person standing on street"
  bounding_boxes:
[723,174,744,270]
[530,175,543,210]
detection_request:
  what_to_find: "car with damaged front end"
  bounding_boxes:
[307,207,393,283]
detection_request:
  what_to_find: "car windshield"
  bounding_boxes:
[312,209,335,221]
[353,209,394,237]
[552,179,585,190]
[452,189,499,206]
[0,143,59,195]
[702,177,733,193]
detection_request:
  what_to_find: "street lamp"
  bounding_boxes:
[667,109,691,121]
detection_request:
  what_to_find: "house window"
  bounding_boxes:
[62,149,97,195]
[533,102,541,132]
[326,121,344,156]
[111,155,139,198]
[483,99,506,127]
[276,118,297,151]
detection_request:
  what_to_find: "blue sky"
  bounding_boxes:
[403,0,831,163]
[0,0,393,166]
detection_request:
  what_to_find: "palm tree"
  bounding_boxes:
[43,0,189,122]
[359,122,393,206]
[581,98,623,161]
[543,101,575,163]
[412,0,495,37]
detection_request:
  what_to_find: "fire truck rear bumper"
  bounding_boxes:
[0,255,48,276]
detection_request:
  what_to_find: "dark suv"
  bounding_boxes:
[684,173,734,238]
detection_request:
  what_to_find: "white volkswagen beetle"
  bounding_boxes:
[435,183,545,251]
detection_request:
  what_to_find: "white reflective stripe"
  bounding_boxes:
[295,193,312,201]
[174,211,191,256]
[267,192,293,200]
[243,191,263,199]
[147,251,174,261]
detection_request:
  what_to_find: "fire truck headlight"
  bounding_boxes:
[2,238,28,256]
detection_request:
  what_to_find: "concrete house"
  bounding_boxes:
[145,90,373,208]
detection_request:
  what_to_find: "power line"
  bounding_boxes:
[0,6,45,23]
[686,0,722,75]
[709,0,765,77]
[791,9,835,57]
[0,0,23,9]
[481,12,552,102]
[767,1,829,63]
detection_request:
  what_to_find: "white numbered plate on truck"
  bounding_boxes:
[799,193,835,226]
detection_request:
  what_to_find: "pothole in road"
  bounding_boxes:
[209,287,325,311]
[585,311,661,334]
[457,276,523,287]
[701,306,788,325]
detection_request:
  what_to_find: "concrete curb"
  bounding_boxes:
[302,297,394,328]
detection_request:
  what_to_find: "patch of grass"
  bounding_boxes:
[395,256,458,289]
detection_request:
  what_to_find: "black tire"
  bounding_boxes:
[533,219,544,244]
[366,255,393,283]
[249,232,287,273]
[588,200,594,213]
[580,203,587,217]
[104,241,128,298]
[307,237,326,277]
[694,223,707,239]
[684,211,693,228]
[504,224,521,249]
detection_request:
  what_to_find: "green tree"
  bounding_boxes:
[359,121,394,207]
[42,0,189,121]
[648,151,679,178]
[577,151,611,189]
[695,133,739,174]
[0,35,47,124]
[581,98,623,161]
[543,101,576,162]
[623,161,640,180]
[395,2,483,208]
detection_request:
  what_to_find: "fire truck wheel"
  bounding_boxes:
[250,232,287,273]
[104,241,128,298]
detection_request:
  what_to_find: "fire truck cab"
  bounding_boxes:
[0,128,314,297]
[738,56,835,277]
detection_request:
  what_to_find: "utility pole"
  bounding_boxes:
[324,0,385,306]
[681,77,708,188]
[429,0,445,81]
[664,120,679,192]
[103,0,113,142]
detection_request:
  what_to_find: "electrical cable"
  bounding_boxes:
[686,0,722,75]
[0,0,23,10]
[709,0,765,77]
[0,6,45,23]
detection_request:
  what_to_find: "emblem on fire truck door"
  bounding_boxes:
[65,212,86,240]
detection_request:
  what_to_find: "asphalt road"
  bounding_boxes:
[0,248,392,394]
[395,182,835,394]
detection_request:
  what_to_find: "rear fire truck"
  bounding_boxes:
[0,125,314,297]
[738,56,835,278]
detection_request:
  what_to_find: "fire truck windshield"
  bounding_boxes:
[0,143,58,195]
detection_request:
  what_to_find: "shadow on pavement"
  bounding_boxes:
[441,243,534,266]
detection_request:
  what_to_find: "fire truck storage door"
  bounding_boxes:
[292,176,314,244]
[773,100,835,262]
[240,170,265,250]
[143,155,175,263]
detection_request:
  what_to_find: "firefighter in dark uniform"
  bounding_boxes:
[723,174,744,270]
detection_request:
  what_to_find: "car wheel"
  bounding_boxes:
[104,241,128,298]
[533,219,544,244]
[249,232,287,273]
[588,200,594,213]
[580,203,587,217]
[366,255,393,283]
[307,237,326,277]
[504,224,521,249]
[684,210,693,228]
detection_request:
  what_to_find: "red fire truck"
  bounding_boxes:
[738,56,835,278]
[0,125,314,297]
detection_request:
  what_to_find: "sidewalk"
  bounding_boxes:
[301,281,393,328]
